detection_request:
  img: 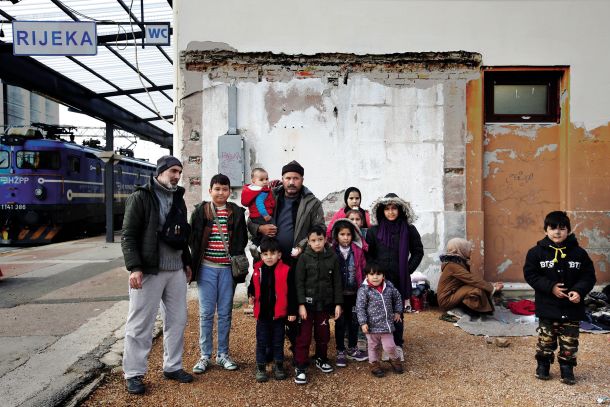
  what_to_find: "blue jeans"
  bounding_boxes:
[256,318,286,364]
[197,264,234,357]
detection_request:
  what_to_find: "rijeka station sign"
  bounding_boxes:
[12,21,98,56]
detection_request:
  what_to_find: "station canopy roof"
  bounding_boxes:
[0,0,174,148]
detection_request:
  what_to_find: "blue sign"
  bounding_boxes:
[12,21,97,56]
[144,23,170,46]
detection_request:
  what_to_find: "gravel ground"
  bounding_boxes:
[82,301,610,407]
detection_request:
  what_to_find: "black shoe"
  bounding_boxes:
[163,369,194,383]
[273,361,287,380]
[126,376,145,394]
[255,364,269,383]
[559,364,575,385]
[535,359,551,380]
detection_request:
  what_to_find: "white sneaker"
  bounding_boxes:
[395,347,404,362]
[192,356,211,374]
[294,368,307,385]
[381,351,389,361]
[216,353,238,370]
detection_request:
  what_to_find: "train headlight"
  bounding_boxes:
[34,185,47,200]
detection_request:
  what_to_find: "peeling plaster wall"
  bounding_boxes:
[178,52,479,288]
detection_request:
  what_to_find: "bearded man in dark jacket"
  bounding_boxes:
[120,155,193,394]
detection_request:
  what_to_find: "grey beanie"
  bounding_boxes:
[156,155,183,175]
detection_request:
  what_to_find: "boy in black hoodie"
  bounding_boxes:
[523,211,596,385]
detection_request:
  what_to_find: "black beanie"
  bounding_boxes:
[281,160,304,176]
[156,155,183,175]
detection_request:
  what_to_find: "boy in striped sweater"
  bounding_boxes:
[189,174,248,374]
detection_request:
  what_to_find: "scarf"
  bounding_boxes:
[377,218,411,298]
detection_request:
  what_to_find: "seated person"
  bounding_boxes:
[437,238,503,315]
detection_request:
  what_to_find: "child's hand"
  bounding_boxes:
[291,247,302,258]
[288,315,296,322]
[248,296,254,306]
[567,291,581,303]
[393,313,402,322]
[552,283,569,299]
[263,215,272,222]
[299,305,307,320]
[334,305,342,320]
[361,324,369,334]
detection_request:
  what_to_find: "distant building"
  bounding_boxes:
[0,80,59,129]
[174,1,610,286]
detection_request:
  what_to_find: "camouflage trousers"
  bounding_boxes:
[535,319,579,366]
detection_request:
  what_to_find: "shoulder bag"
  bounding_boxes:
[210,203,250,281]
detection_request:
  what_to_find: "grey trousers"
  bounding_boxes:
[123,269,187,379]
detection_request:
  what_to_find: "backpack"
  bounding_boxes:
[160,193,191,249]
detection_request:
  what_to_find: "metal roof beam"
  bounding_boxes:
[142,114,173,121]
[99,84,172,97]
[0,52,172,148]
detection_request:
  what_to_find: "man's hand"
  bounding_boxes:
[129,271,143,289]
[494,282,504,291]
[184,265,192,283]
[567,291,581,303]
[299,305,307,320]
[259,224,278,237]
[552,283,569,299]
[334,305,342,320]
[291,247,302,258]
[361,324,369,334]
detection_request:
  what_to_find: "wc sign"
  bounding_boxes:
[144,23,170,46]
[12,21,97,56]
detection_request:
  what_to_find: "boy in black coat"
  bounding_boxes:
[523,211,596,385]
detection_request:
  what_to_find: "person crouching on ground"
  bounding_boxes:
[523,211,596,385]
[294,225,343,385]
[247,237,297,382]
[330,218,368,367]
[356,263,404,377]
[189,174,248,374]
[437,238,503,316]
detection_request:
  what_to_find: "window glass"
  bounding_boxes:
[0,151,9,169]
[16,151,60,170]
[68,156,81,173]
[494,85,548,115]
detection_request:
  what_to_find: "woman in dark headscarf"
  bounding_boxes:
[437,238,503,315]
[326,187,371,240]
[365,193,424,360]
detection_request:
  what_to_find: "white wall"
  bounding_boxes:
[175,0,610,129]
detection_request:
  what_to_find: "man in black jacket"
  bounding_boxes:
[121,155,193,394]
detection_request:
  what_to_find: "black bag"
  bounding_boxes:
[160,193,191,249]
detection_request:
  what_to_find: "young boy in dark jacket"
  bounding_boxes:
[247,237,296,382]
[523,211,596,385]
[294,225,343,385]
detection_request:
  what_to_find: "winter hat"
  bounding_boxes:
[281,160,304,176]
[156,155,183,175]
[369,193,417,225]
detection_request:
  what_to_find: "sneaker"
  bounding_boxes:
[126,376,145,394]
[381,351,389,361]
[370,361,385,378]
[395,347,404,362]
[336,351,347,368]
[273,362,287,380]
[559,364,576,385]
[255,364,268,383]
[346,347,368,362]
[216,353,239,371]
[192,356,211,374]
[294,368,307,385]
[163,369,194,383]
[315,357,334,373]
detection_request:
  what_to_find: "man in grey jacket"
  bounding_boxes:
[248,160,325,349]
[121,155,193,395]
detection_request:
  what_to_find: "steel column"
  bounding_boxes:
[105,123,115,243]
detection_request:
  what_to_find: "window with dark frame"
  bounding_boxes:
[484,70,562,123]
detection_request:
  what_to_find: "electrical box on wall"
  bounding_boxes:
[218,133,245,186]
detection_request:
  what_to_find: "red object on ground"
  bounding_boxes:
[411,295,423,311]
[507,299,536,315]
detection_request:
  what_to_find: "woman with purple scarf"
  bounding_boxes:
[365,193,424,359]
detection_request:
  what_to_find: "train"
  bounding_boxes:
[0,125,156,245]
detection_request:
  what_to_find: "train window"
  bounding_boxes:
[95,162,102,175]
[16,151,60,170]
[117,167,123,178]
[68,156,81,173]
[0,151,9,168]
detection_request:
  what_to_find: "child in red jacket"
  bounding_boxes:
[241,168,276,247]
[248,237,296,382]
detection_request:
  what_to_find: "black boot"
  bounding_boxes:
[255,364,268,383]
[559,364,575,385]
[535,359,551,380]
[273,361,287,380]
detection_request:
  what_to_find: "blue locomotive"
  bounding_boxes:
[0,126,156,244]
